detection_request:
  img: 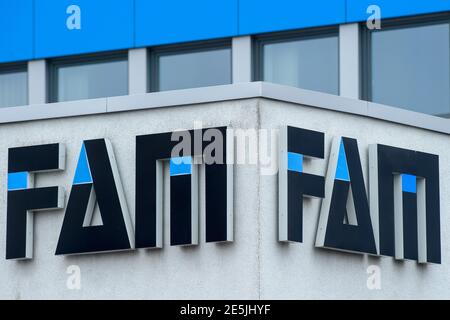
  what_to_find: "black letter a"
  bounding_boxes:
[56,139,134,255]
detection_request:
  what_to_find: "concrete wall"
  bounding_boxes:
[0,100,260,299]
[0,96,449,299]
[258,99,450,299]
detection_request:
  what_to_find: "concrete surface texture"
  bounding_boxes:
[0,97,448,299]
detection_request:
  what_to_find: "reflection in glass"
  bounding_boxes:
[157,47,231,91]
[370,23,450,116]
[56,58,128,102]
[0,69,27,108]
[262,35,339,94]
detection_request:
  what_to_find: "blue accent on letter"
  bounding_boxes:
[73,143,92,185]
[288,152,303,173]
[335,140,350,182]
[8,172,28,191]
[402,174,416,193]
[170,157,192,176]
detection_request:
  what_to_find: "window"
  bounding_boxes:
[0,64,27,108]
[363,14,450,117]
[149,41,232,92]
[255,28,339,95]
[49,52,128,102]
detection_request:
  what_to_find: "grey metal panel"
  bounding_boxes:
[1,81,450,136]
[0,98,107,124]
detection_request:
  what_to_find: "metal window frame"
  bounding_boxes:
[0,62,27,75]
[253,26,340,90]
[361,12,450,111]
[48,51,129,103]
[148,39,233,92]
[0,62,28,107]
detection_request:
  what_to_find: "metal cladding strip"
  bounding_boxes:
[1,82,450,135]
[1,1,449,63]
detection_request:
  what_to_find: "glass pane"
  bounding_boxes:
[371,23,450,116]
[56,59,128,102]
[158,47,231,91]
[263,35,339,94]
[0,69,27,108]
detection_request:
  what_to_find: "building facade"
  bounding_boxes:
[1,1,450,299]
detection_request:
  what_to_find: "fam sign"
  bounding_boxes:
[5,126,441,264]
[279,126,440,264]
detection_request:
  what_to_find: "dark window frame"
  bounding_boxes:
[361,12,450,116]
[253,25,340,91]
[48,51,128,103]
[148,39,232,92]
[0,62,27,74]
[0,62,28,107]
